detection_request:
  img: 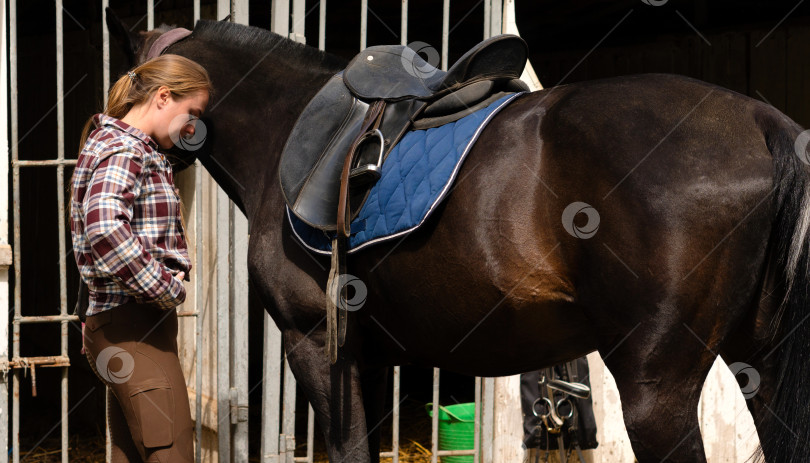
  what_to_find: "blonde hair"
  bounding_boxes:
[73,54,213,234]
[77,54,213,151]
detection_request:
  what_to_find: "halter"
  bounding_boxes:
[146,27,192,60]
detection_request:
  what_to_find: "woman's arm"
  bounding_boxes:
[83,146,186,309]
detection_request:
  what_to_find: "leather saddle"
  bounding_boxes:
[278,35,529,363]
[279,34,529,232]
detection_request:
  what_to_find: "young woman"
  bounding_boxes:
[70,54,212,462]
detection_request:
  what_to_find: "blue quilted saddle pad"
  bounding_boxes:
[289,92,524,254]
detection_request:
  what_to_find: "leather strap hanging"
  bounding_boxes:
[326,100,386,363]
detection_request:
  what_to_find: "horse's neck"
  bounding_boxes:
[195,45,339,224]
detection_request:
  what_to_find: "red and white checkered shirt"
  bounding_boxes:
[70,113,191,316]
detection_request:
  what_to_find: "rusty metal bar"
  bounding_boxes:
[14,315,79,324]
[0,0,10,458]
[55,0,70,459]
[6,356,70,368]
[9,0,20,457]
[12,159,77,167]
[393,365,400,463]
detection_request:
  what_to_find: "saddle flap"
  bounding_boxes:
[279,73,370,230]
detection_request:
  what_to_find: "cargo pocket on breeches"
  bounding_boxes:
[129,383,174,448]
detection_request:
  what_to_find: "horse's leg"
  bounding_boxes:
[283,328,372,462]
[602,323,716,463]
[718,289,780,462]
[361,367,390,463]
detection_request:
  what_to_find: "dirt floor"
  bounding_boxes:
[22,397,456,462]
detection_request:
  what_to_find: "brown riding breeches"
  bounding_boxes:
[84,301,194,463]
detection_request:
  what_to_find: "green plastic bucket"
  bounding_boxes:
[426,402,475,463]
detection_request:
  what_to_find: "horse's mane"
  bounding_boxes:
[191,19,346,70]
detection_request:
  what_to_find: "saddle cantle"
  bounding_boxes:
[279,34,529,231]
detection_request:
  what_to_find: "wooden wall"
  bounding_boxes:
[532,20,810,129]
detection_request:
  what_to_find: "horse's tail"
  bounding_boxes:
[757,107,810,463]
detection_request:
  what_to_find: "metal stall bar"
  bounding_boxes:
[227,5,251,454]
[101,2,111,459]
[54,1,71,458]
[102,0,109,107]
[261,2,288,458]
[430,369,440,463]
[282,4,306,462]
[230,7,251,463]
[318,0,326,51]
[9,0,20,457]
[281,357,296,463]
[7,1,81,461]
[360,0,368,50]
[473,377,481,463]
[401,0,407,45]
[215,1,231,459]
[0,0,10,461]
[216,186,231,463]
[441,0,449,71]
[191,3,204,461]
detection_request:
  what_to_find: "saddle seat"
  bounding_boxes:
[344,34,530,100]
[280,34,529,231]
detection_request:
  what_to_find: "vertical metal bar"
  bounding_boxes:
[392,366,401,463]
[430,368,440,463]
[55,1,69,461]
[0,0,10,461]
[102,0,109,108]
[473,377,481,463]
[9,0,19,458]
[489,0,502,37]
[282,357,296,463]
[230,6,249,463]
[483,0,490,39]
[216,184,231,463]
[217,0,229,22]
[318,0,326,50]
[101,5,112,458]
[441,0,449,71]
[147,0,154,30]
[306,404,315,463]
[400,0,407,45]
[192,5,203,463]
[232,209,249,461]
[360,0,367,50]
[270,0,289,36]
[481,378,495,463]
[260,313,282,463]
[291,0,305,43]
[231,0,248,24]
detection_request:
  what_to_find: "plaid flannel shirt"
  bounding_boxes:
[70,113,191,316]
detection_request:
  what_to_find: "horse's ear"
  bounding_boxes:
[105,7,139,66]
[220,14,231,22]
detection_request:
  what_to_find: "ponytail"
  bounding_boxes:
[76,54,213,153]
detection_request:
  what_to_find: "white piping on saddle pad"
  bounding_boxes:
[290,91,526,256]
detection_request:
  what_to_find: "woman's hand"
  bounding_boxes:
[175,271,185,281]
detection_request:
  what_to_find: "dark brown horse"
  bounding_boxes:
[108,15,810,463]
